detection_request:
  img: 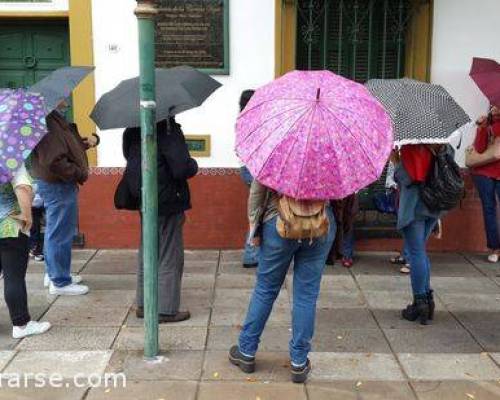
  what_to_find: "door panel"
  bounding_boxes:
[0,20,69,89]
[33,31,69,68]
[0,70,32,89]
[0,31,28,69]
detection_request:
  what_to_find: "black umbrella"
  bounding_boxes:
[366,78,471,146]
[90,66,222,129]
[29,66,94,112]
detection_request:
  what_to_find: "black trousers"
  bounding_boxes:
[0,235,31,326]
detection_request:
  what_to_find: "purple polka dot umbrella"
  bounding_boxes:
[0,89,48,183]
[235,70,393,200]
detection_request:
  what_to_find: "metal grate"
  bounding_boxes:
[296,0,417,82]
[295,0,427,235]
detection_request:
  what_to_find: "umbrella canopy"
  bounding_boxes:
[0,89,48,183]
[470,57,500,108]
[29,66,94,112]
[235,70,393,200]
[366,78,471,146]
[90,66,222,129]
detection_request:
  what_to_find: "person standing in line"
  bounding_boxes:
[0,164,51,338]
[125,117,198,323]
[238,89,259,268]
[30,100,99,295]
[386,158,411,274]
[229,180,336,383]
[395,145,440,325]
[29,181,44,262]
[327,194,357,268]
[469,106,500,262]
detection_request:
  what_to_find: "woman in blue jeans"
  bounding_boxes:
[228,180,335,383]
[396,145,440,325]
[470,106,500,262]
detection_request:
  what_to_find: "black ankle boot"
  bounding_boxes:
[402,294,430,325]
[427,290,435,320]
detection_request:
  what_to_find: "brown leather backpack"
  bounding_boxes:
[276,196,329,241]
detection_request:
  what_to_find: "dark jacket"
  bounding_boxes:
[122,118,198,216]
[30,111,89,184]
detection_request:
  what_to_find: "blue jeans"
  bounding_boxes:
[402,240,410,262]
[243,234,259,265]
[342,229,354,259]
[473,175,500,250]
[239,210,336,366]
[402,217,437,296]
[240,166,259,265]
[37,181,78,288]
[240,166,253,187]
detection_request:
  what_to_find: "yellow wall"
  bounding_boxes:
[405,0,434,82]
[275,0,296,77]
[69,0,96,165]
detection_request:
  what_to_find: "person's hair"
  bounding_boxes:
[239,89,255,112]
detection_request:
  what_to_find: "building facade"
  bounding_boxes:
[0,0,498,250]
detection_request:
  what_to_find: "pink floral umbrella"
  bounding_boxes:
[235,70,393,200]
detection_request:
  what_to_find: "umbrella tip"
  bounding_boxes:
[316,88,321,101]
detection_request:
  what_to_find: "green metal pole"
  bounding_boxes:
[135,0,159,359]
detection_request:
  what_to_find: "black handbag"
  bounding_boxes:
[420,145,464,212]
[114,174,140,211]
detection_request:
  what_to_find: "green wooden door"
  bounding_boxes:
[0,20,70,89]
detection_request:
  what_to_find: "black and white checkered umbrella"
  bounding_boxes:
[366,78,471,146]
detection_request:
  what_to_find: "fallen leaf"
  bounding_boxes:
[355,381,363,388]
[337,336,343,340]
[256,397,262,400]
[465,372,474,378]
[246,377,258,383]
[466,393,475,399]
[213,372,219,378]
[105,388,111,393]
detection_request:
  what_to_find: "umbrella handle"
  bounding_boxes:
[24,56,37,69]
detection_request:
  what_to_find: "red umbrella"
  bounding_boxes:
[470,57,500,107]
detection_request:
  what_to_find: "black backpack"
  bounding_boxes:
[420,145,464,212]
[114,140,141,211]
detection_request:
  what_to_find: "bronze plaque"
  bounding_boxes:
[156,0,228,72]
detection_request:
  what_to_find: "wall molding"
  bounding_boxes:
[89,167,241,176]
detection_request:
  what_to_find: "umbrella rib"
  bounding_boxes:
[240,97,309,117]
[270,108,316,198]
[316,106,347,195]
[318,104,381,178]
[295,105,318,198]
[251,106,314,182]
[237,103,311,148]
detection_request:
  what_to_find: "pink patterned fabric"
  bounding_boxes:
[235,70,393,200]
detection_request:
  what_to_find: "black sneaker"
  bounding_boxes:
[291,359,311,384]
[228,345,255,373]
[242,263,258,269]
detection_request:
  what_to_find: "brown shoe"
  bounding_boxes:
[135,307,190,323]
[159,311,190,323]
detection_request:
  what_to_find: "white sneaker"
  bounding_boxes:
[487,253,499,263]
[12,321,51,339]
[49,282,89,296]
[44,274,83,288]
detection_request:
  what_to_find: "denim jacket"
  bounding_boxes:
[395,162,440,231]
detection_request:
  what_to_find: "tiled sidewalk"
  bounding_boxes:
[0,250,499,399]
